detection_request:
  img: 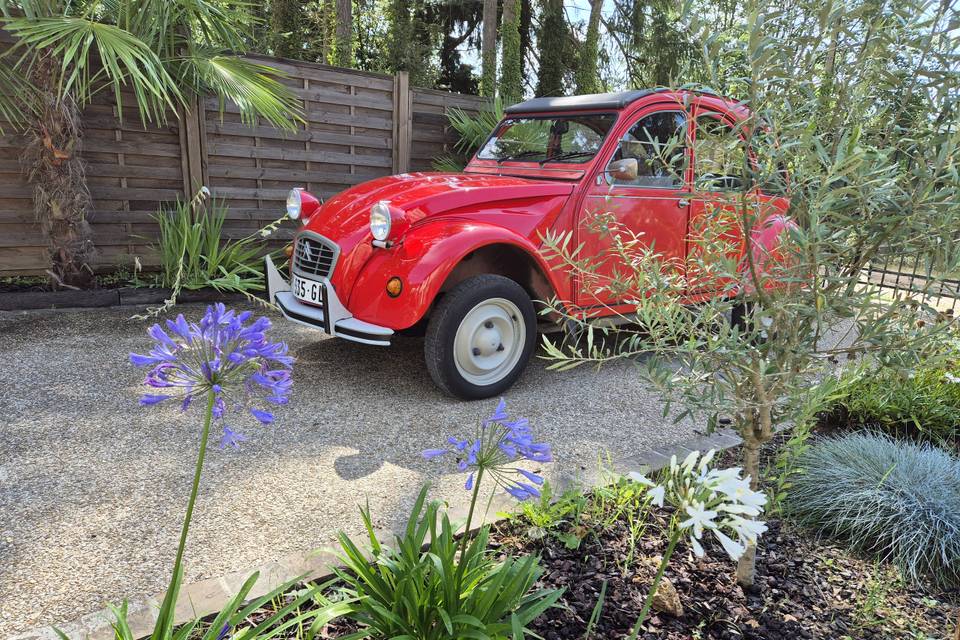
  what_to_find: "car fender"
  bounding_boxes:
[741,203,800,294]
[345,219,564,330]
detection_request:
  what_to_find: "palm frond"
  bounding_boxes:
[2,15,181,123]
[119,0,251,58]
[0,57,37,131]
[176,52,301,130]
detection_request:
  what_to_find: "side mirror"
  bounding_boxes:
[606,158,638,181]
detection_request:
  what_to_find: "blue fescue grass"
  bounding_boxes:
[787,432,960,588]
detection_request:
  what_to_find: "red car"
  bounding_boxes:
[266,89,792,399]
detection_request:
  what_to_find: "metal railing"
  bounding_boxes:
[860,252,960,315]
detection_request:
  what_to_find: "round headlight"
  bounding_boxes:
[370,201,392,241]
[286,188,302,220]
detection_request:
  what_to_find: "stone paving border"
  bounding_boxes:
[0,287,247,312]
[11,429,741,640]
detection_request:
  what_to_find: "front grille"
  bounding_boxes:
[294,235,337,278]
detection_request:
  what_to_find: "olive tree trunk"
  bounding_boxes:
[735,360,775,588]
[24,51,93,289]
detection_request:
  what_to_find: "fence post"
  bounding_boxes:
[178,97,206,198]
[393,71,411,174]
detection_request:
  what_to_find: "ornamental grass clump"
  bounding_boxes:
[333,399,561,640]
[787,432,960,588]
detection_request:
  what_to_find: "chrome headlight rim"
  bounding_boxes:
[286,187,303,220]
[370,201,392,241]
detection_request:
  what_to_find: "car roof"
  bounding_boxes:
[503,89,661,114]
[503,88,732,115]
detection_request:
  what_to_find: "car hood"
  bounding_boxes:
[303,171,575,240]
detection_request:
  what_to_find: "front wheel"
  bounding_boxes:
[425,275,536,399]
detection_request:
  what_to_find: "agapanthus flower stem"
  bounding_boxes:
[629,529,682,640]
[154,391,216,638]
[455,466,485,583]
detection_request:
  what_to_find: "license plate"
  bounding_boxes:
[292,274,325,305]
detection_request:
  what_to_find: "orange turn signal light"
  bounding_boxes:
[386,277,403,298]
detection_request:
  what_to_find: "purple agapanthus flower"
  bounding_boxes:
[130,304,293,447]
[423,398,551,501]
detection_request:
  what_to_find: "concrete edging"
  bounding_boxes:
[0,288,251,312]
[10,429,742,640]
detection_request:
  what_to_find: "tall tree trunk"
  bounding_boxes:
[499,0,522,103]
[270,0,301,58]
[481,0,498,97]
[25,52,93,289]
[575,0,602,94]
[536,0,566,96]
[518,0,532,80]
[333,0,353,67]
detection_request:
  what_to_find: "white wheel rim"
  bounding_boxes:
[453,298,526,386]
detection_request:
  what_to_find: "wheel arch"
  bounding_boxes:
[437,242,557,304]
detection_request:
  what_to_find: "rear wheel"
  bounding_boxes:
[425,275,536,399]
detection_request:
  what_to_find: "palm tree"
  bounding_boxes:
[0,0,301,288]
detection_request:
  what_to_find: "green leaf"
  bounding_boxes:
[3,15,180,123]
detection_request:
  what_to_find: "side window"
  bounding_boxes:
[607,111,687,188]
[694,115,749,191]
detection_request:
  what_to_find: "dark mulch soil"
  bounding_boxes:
[490,511,957,640]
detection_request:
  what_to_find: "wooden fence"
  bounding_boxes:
[0,46,486,276]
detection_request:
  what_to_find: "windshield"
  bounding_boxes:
[476,114,617,164]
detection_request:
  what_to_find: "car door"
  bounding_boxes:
[576,108,692,310]
[686,108,755,297]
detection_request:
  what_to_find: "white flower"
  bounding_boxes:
[680,501,718,539]
[725,515,768,545]
[713,529,746,561]
[690,536,705,557]
[718,502,763,517]
[944,372,960,384]
[649,485,666,507]
[681,450,700,474]
[629,451,766,564]
[699,449,716,467]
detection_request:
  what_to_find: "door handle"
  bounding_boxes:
[677,198,690,207]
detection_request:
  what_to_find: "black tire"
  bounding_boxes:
[424,274,537,399]
[731,300,752,335]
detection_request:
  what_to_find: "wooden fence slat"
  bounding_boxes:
[207,142,393,168]
[393,71,411,173]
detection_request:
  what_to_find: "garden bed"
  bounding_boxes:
[216,480,957,640]
[491,513,955,639]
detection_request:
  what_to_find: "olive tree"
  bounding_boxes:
[540,0,960,586]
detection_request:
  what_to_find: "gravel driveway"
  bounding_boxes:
[0,303,698,636]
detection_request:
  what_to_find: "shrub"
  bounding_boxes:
[336,486,558,640]
[830,362,960,447]
[151,190,285,298]
[787,432,960,588]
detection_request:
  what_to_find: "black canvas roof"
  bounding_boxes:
[504,89,661,114]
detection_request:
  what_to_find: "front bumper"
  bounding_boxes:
[265,255,393,346]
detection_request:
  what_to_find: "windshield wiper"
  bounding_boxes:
[540,151,595,165]
[496,150,545,164]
